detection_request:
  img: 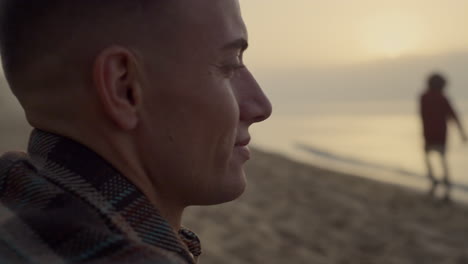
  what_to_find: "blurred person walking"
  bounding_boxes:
[420,73,467,202]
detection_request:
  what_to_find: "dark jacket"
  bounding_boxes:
[420,90,458,146]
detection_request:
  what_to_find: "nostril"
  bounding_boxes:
[250,96,272,123]
[257,108,272,123]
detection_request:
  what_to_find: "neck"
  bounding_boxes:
[43,124,186,232]
[99,133,186,232]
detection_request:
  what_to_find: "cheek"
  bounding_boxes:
[216,83,239,143]
[202,81,239,162]
[156,78,238,163]
[140,71,242,200]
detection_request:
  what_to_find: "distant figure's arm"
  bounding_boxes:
[446,98,467,142]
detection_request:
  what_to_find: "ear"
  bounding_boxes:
[93,46,143,130]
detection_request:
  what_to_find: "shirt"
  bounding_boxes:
[420,89,458,146]
[0,129,201,264]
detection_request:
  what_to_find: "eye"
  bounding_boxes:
[219,63,246,78]
[218,51,245,78]
[217,50,245,79]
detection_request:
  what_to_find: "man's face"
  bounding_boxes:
[137,0,272,206]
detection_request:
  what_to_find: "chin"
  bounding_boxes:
[220,165,248,202]
[220,176,247,203]
[197,168,247,206]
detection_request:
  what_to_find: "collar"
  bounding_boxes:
[27,129,201,263]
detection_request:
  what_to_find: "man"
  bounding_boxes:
[0,1,272,263]
[420,73,466,201]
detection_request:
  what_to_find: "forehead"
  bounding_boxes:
[164,0,247,51]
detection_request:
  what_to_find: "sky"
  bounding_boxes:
[238,0,468,107]
[240,0,468,68]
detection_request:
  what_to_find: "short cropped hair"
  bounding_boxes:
[0,0,162,88]
[427,73,446,91]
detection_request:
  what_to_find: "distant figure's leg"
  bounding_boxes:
[424,148,438,196]
[440,151,452,202]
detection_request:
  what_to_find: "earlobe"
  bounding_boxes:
[93,46,142,131]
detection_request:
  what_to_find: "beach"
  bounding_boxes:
[1,125,468,264]
[1,1,468,262]
[184,148,468,264]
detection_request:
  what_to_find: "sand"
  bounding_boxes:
[184,149,468,264]
[1,124,468,264]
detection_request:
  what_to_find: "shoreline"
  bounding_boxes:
[252,144,468,204]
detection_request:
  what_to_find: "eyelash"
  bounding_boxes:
[219,63,246,78]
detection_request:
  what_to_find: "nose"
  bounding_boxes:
[235,68,272,124]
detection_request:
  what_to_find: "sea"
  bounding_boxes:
[251,100,468,202]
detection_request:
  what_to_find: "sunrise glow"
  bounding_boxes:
[358,13,424,59]
[240,0,468,67]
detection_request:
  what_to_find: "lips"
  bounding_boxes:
[235,137,251,147]
[234,137,251,161]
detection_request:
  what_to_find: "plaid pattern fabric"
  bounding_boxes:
[0,129,201,264]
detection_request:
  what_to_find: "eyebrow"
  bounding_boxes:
[221,38,248,51]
